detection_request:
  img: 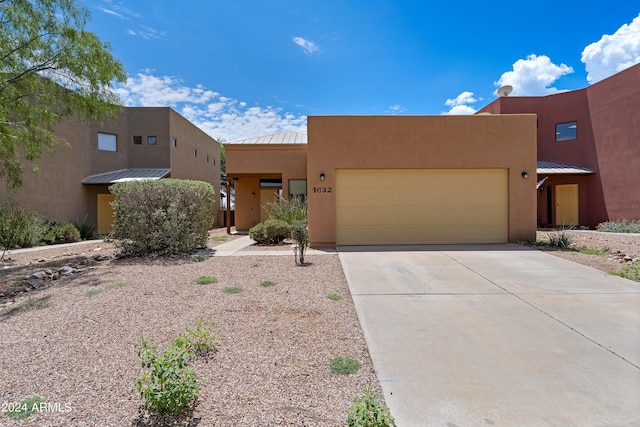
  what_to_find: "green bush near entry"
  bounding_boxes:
[249,219,291,245]
[42,221,81,245]
[597,219,640,233]
[266,196,307,225]
[110,179,214,257]
[0,204,45,254]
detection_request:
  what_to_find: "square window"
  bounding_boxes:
[289,179,307,201]
[133,135,142,145]
[98,133,117,152]
[148,136,157,145]
[556,122,577,141]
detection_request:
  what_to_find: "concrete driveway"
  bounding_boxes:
[338,244,640,427]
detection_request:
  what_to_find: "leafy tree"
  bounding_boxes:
[0,0,126,188]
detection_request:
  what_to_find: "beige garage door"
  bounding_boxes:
[336,169,508,245]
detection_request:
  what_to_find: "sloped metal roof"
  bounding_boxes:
[82,168,171,184]
[537,161,595,174]
[225,131,307,145]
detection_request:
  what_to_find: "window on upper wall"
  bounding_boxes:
[171,138,177,147]
[194,149,197,157]
[289,179,307,201]
[98,133,117,152]
[148,136,157,145]
[133,135,142,145]
[206,155,209,163]
[556,121,577,141]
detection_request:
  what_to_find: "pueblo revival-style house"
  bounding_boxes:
[226,64,639,247]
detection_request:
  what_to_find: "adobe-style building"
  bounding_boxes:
[0,107,221,234]
[226,115,538,247]
[478,63,640,228]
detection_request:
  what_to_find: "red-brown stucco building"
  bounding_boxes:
[478,63,640,228]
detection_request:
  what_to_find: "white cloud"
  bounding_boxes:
[581,13,640,83]
[494,54,573,96]
[443,91,478,115]
[293,37,319,54]
[98,1,140,19]
[118,71,307,141]
[387,104,407,114]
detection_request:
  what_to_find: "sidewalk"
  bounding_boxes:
[202,235,336,257]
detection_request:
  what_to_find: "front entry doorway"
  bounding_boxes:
[555,184,579,226]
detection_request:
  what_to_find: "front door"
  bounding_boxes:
[259,188,281,222]
[97,193,116,234]
[555,184,578,226]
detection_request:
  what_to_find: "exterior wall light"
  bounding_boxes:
[320,173,325,181]
[521,171,529,179]
[251,192,255,197]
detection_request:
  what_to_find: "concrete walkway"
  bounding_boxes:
[199,235,336,257]
[338,244,640,426]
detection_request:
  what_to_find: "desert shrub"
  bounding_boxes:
[175,319,218,357]
[249,219,291,244]
[266,195,307,224]
[110,179,214,257]
[330,356,361,375]
[0,204,45,254]
[347,387,396,427]
[76,221,97,240]
[597,219,640,233]
[135,337,199,415]
[547,228,574,248]
[42,222,81,245]
[613,261,640,282]
[291,220,309,264]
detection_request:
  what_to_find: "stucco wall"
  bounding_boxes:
[307,115,538,247]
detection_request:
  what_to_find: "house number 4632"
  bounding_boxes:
[312,186,332,193]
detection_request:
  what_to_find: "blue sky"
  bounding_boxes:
[86,1,640,141]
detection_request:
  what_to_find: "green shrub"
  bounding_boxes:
[330,356,361,375]
[547,229,574,248]
[223,286,243,294]
[6,396,45,420]
[249,219,291,245]
[195,275,217,285]
[597,218,640,233]
[135,337,199,415]
[175,319,217,356]
[0,204,45,254]
[76,221,97,240]
[266,196,307,224]
[612,261,640,282]
[110,179,214,257]
[260,280,276,287]
[327,293,343,301]
[291,220,310,264]
[347,387,396,427]
[42,221,81,245]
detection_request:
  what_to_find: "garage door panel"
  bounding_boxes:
[336,169,508,245]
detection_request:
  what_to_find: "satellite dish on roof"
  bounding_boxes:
[497,85,513,97]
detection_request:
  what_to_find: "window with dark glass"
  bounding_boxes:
[133,135,142,145]
[555,122,577,141]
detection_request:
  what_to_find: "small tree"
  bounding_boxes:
[1,0,126,189]
[291,220,309,264]
[110,179,214,257]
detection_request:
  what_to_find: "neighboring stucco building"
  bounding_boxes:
[0,107,221,234]
[478,63,640,228]
[227,115,537,247]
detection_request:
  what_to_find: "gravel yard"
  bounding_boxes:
[0,230,379,426]
[1,228,639,426]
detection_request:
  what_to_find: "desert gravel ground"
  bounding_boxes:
[1,228,639,426]
[0,230,380,426]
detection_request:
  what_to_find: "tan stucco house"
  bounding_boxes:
[0,107,221,234]
[226,114,538,247]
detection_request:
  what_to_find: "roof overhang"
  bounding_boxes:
[82,168,171,184]
[537,160,595,175]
